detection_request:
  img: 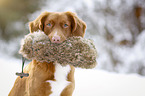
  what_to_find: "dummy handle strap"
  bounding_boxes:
[22,57,25,73]
[16,57,29,78]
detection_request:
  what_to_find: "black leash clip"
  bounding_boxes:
[16,57,29,78]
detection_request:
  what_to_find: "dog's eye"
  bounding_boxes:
[64,24,68,28]
[47,23,52,27]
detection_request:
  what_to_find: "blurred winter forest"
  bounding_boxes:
[0,0,145,75]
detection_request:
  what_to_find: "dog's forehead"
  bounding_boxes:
[47,12,69,21]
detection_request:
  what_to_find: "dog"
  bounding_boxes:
[9,11,86,96]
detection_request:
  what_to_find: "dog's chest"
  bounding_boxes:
[46,63,71,96]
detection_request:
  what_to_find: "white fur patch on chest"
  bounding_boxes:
[46,63,71,96]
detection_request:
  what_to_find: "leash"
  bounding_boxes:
[16,57,29,78]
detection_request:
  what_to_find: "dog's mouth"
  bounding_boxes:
[48,31,67,44]
[49,39,67,46]
[49,36,67,45]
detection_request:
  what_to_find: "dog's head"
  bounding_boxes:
[29,11,86,43]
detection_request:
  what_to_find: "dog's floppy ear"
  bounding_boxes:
[29,12,50,33]
[65,11,86,37]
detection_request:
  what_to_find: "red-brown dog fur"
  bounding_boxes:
[9,11,86,96]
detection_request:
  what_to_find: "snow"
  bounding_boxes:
[74,69,145,96]
[0,57,20,96]
[0,57,145,96]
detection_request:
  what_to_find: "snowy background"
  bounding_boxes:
[0,0,145,96]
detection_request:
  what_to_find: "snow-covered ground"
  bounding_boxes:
[0,57,145,96]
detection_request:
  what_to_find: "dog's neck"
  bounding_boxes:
[26,60,55,81]
[25,59,75,82]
